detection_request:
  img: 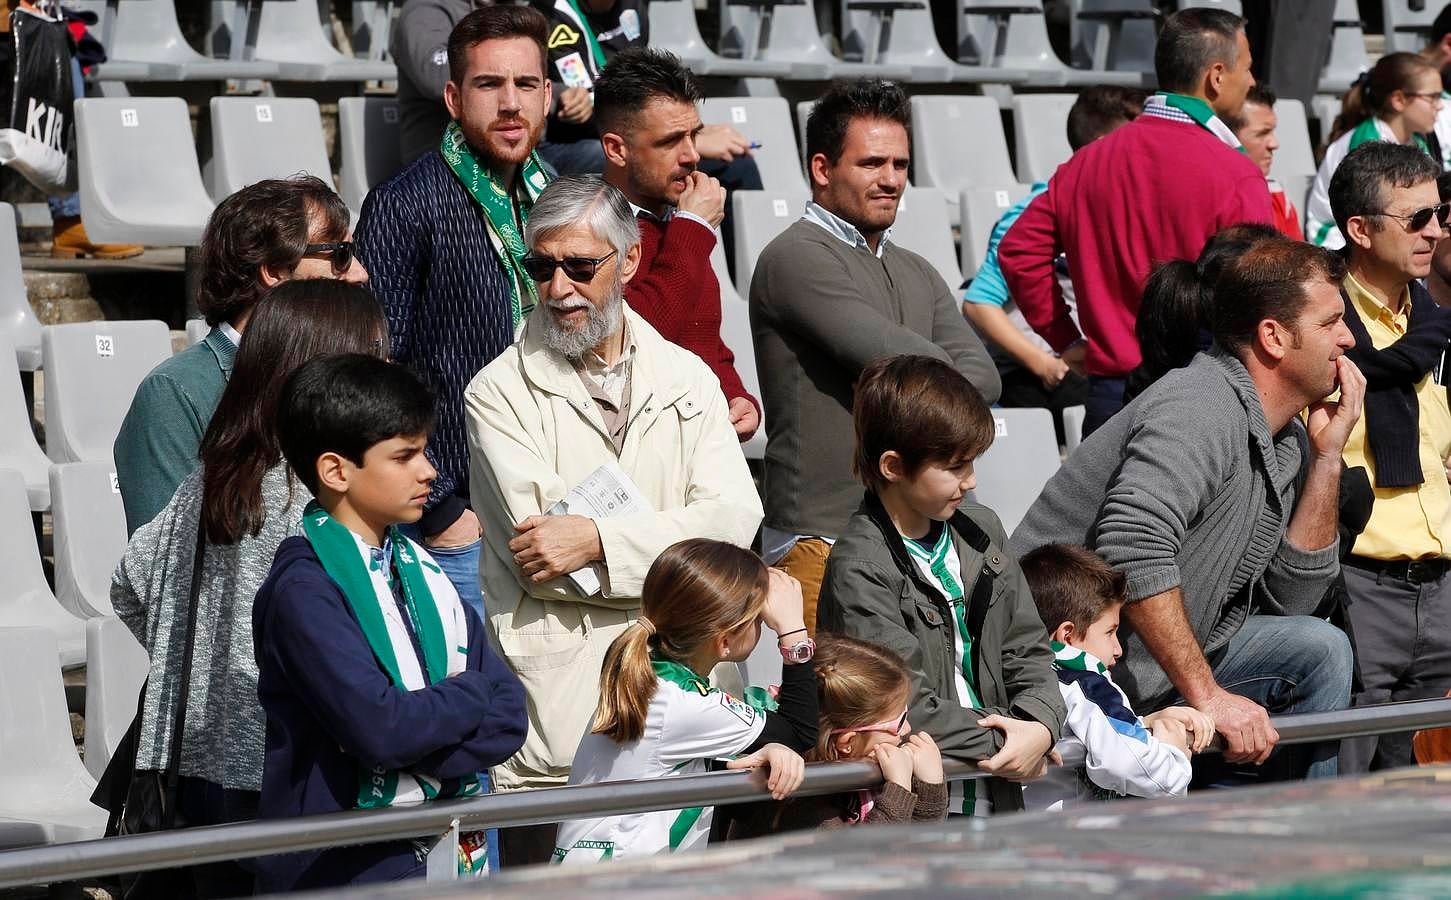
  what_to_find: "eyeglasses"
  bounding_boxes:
[520,250,618,284]
[303,241,355,276]
[1374,203,1451,232]
[830,708,910,738]
[1403,91,1444,102]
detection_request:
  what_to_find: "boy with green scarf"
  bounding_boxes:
[252,354,527,893]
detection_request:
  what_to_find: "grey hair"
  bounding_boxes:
[524,175,640,256]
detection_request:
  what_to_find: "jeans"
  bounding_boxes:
[1207,614,1354,780]
[1081,375,1127,438]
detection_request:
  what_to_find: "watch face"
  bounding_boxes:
[782,639,815,663]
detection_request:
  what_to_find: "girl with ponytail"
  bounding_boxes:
[1306,52,1443,248]
[552,539,818,863]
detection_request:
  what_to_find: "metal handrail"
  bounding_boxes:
[2,697,1451,889]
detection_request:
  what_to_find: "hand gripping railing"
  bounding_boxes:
[2,697,1451,889]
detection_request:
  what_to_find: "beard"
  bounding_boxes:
[539,275,625,361]
[463,113,545,169]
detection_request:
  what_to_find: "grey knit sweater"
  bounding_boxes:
[1008,349,1339,708]
[111,466,309,792]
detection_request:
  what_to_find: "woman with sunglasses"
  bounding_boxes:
[725,634,947,839]
[552,539,817,864]
[1306,52,1444,250]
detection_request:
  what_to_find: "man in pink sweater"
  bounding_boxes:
[999,7,1273,436]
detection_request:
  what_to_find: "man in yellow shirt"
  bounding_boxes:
[1328,141,1451,772]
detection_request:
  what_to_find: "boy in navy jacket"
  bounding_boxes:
[252,354,526,892]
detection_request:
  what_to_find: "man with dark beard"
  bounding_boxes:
[463,176,762,860]
[355,5,553,619]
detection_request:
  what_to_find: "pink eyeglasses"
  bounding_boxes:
[829,708,910,737]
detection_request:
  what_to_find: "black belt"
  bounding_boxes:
[1344,554,1451,584]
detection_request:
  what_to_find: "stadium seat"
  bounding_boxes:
[712,243,766,461]
[210,97,334,200]
[701,98,808,192]
[717,0,912,80]
[1321,0,1369,95]
[1012,93,1075,184]
[890,187,963,293]
[351,0,399,61]
[83,616,148,781]
[41,320,172,464]
[68,0,280,81]
[730,188,810,297]
[959,184,1032,279]
[0,204,40,372]
[339,96,402,218]
[0,626,105,846]
[0,334,49,512]
[1070,0,1158,76]
[50,462,128,620]
[1311,95,1343,146]
[736,620,781,691]
[647,0,792,77]
[972,407,1060,534]
[959,0,1143,87]
[1382,0,1438,53]
[206,0,397,81]
[1062,404,1085,454]
[839,1,1029,83]
[185,318,210,346]
[1270,98,1315,217]
[911,96,1016,193]
[75,98,217,246]
[0,471,86,668]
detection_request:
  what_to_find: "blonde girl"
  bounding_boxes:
[552,539,818,863]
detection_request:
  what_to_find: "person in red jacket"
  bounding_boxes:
[1226,83,1303,240]
[593,47,760,440]
[998,7,1273,437]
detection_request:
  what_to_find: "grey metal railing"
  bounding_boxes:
[2,697,1450,890]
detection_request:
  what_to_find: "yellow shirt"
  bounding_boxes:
[1341,273,1451,560]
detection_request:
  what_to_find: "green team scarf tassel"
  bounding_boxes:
[440,120,552,327]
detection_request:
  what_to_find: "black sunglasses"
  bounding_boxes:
[303,241,355,275]
[520,250,618,284]
[1375,203,1451,232]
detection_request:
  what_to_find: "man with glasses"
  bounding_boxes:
[1327,141,1451,773]
[462,175,761,860]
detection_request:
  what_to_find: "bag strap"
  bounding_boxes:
[161,513,208,828]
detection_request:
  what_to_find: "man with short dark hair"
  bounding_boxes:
[999,7,1274,437]
[1223,83,1302,239]
[594,48,758,440]
[1327,141,1451,772]
[1011,237,1363,779]
[750,78,1000,631]
[356,5,553,617]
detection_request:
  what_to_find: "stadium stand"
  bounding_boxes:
[0,333,49,511]
[1070,0,1159,76]
[68,0,281,82]
[1322,0,1371,94]
[1270,98,1316,219]
[350,0,400,61]
[713,243,767,461]
[839,1,1030,83]
[958,183,1032,279]
[338,96,403,220]
[209,97,335,200]
[49,462,128,620]
[82,616,148,781]
[700,97,809,192]
[889,186,964,291]
[1062,404,1087,453]
[729,188,810,297]
[717,0,913,80]
[0,205,40,373]
[910,95,1017,190]
[41,320,172,465]
[647,0,793,77]
[1383,0,1441,52]
[0,471,86,667]
[959,0,1146,87]
[1011,93,1076,183]
[203,0,397,82]
[971,407,1062,533]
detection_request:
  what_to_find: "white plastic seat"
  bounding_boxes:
[718,0,912,80]
[83,616,149,781]
[207,0,397,81]
[971,407,1060,534]
[1383,0,1439,52]
[75,98,217,246]
[647,0,792,77]
[840,1,1030,83]
[1270,98,1316,180]
[350,0,399,61]
[1012,93,1076,184]
[959,0,1144,88]
[50,462,128,619]
[210,97,334,200]
[1062,405,1085,454]
[41,320,173,464]
[0,471,86,667]
[69,0,280,81]
[712,243,766,461]
[0,204,41,371]
[959,184,1032,279]
[0,333,50,511]
[1321,0,1369,94]
[911,96,1017,193]
[701,98,808,193]
[889,187,964,293]
[731,189,810,299]
[1070,0,1158,75]
[185,318,210,346]
[0,626,106,846]
[339,96,403,217]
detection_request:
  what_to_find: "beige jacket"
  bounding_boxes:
[464,304,763,789]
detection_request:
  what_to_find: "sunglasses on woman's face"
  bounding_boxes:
[520,250,618,284]
[1375,202,1451,232]
[303,241,355,276]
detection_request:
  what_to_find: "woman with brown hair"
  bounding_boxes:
[110,279,387,898]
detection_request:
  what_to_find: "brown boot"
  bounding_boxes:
[51,216,144,260]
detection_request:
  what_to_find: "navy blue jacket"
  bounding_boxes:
[251,536,527,893]
[354,151,518,536]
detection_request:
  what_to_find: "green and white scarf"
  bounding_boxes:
[554,0,608,69]
[1050,640,1108,674]
[440,120,552,327]
[1143,91,1246,154]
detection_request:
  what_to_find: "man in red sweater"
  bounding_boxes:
[998,7,1273,437]
[593,48,760,440]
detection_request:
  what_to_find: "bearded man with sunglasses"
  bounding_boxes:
[462,176,761,859]
[1327,141,1451,774]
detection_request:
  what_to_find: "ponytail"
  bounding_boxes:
[591,539,770,744]
[811,634,911,762]
[1327,52,1438,146]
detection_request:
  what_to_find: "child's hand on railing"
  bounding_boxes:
[905,732,944,785]
[727,743,806,799]
[868,741,914,790]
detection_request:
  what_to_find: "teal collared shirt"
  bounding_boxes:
[800,200,893,258]
[114,328,237,535]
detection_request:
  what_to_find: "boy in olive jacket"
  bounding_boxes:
[817,355,1065,815]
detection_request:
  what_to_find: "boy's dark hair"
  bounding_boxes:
[806,79,911,165]
[852,355,994,494]
[1154,8,1244,95]
[278,355,436,496]
[196,175,349,328]
[447,5,549,85]
[1019,544,1127,636]
[1328,139,1442,239]
[1066,85,1147,151]
[593,48,702,137]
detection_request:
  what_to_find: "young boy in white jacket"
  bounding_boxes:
[1018,544,1216,811]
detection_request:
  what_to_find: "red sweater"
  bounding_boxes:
[998,115,1274,378]
[626,213,758,412]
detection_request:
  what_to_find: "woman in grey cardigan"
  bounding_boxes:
[112,280,389,898]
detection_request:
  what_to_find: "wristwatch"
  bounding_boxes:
[779,636,816,664]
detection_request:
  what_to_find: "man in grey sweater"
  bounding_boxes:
[1010,236,1364,779]
[394,0,487,165]
[750,79,1000,630]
